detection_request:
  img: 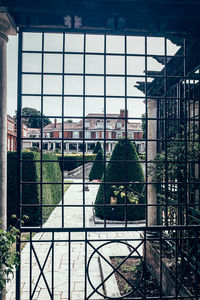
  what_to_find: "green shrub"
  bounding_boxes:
[94,139,145,221]
[89,150,104,181]
[7,151,62,226]
[0,223,19,294]
[57,154,96,171]
[93,141,103,154]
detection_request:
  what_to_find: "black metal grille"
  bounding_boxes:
[16,29,200,300]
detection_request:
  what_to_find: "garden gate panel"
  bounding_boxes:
[16,28,200,299]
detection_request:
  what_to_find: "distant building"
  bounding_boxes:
[7,115,16,151]
[25,110,145,153]
[7,115,28,151]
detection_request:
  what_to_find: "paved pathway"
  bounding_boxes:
[7,180,143,300]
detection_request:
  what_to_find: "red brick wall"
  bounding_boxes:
[64,131,72,138]
[53,131,60,138]
[91,132,96,139]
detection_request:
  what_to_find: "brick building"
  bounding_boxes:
[25,110,145,154]
[7,115,28,151]
[7,115,16,151]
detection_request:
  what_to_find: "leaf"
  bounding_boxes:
[120,192,126,198]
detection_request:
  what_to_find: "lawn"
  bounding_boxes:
[64,180,73,194]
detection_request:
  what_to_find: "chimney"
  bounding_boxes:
[54,118,57,128]
[120,109,128,119]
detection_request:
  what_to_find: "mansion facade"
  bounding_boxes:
[24,110,145,154]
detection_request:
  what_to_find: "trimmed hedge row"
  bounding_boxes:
[57,154,96,171]
[7,151,62,226]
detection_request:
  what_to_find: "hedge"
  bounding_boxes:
[94,139,145,221]
[7,151,62,226]
[57,154,96,171]
[89,150,104,181]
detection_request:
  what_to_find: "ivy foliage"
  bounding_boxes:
[0,223,19,294]
[151,129,200,183]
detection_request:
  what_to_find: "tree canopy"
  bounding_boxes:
[16,107,51,128]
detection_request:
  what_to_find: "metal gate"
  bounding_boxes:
[15,28,200,299]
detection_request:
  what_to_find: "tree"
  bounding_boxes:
[16,107,51,128]
[89,150,104,181]
[94,139,145,221]
[93,141,103,154]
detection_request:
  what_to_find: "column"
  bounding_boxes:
[0,11,16,230]
[76,142,79,153]
[85,142,88,153]
[108,142,111,153]
[53,142,55,152]
[147,99,157,226]
[0,10,16,300]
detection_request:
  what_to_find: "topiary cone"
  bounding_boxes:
[94,139,145,221]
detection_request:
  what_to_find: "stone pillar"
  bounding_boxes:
[0,9,16,300]
[65,142,69,153]
[108,142,111,153]
[53,142,55,152]
[147,99,157,227]
[0,11,16,229]
[76,142,79,153]
[85,142,88,153]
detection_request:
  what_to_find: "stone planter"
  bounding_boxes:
[110,196,117,204]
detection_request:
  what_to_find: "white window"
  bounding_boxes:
[96,121,104,129]
[128,132,133,138]
[11,138,14,150]
[108,132,112,139]
[73,131,79,138]
[85,121,90,128]
[85,131,91,138]
[102,131,104,138]
[46,132,50,138]
[59,132,62,138]
[8,138,10,150]
[96,132,100,139]
[116,122,121,128]
[116,132,122,138]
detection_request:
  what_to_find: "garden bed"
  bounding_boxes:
[110,256,163,298]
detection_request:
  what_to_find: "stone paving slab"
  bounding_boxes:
[7,179,143,300]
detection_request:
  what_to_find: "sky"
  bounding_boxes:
[7,34,180,122]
